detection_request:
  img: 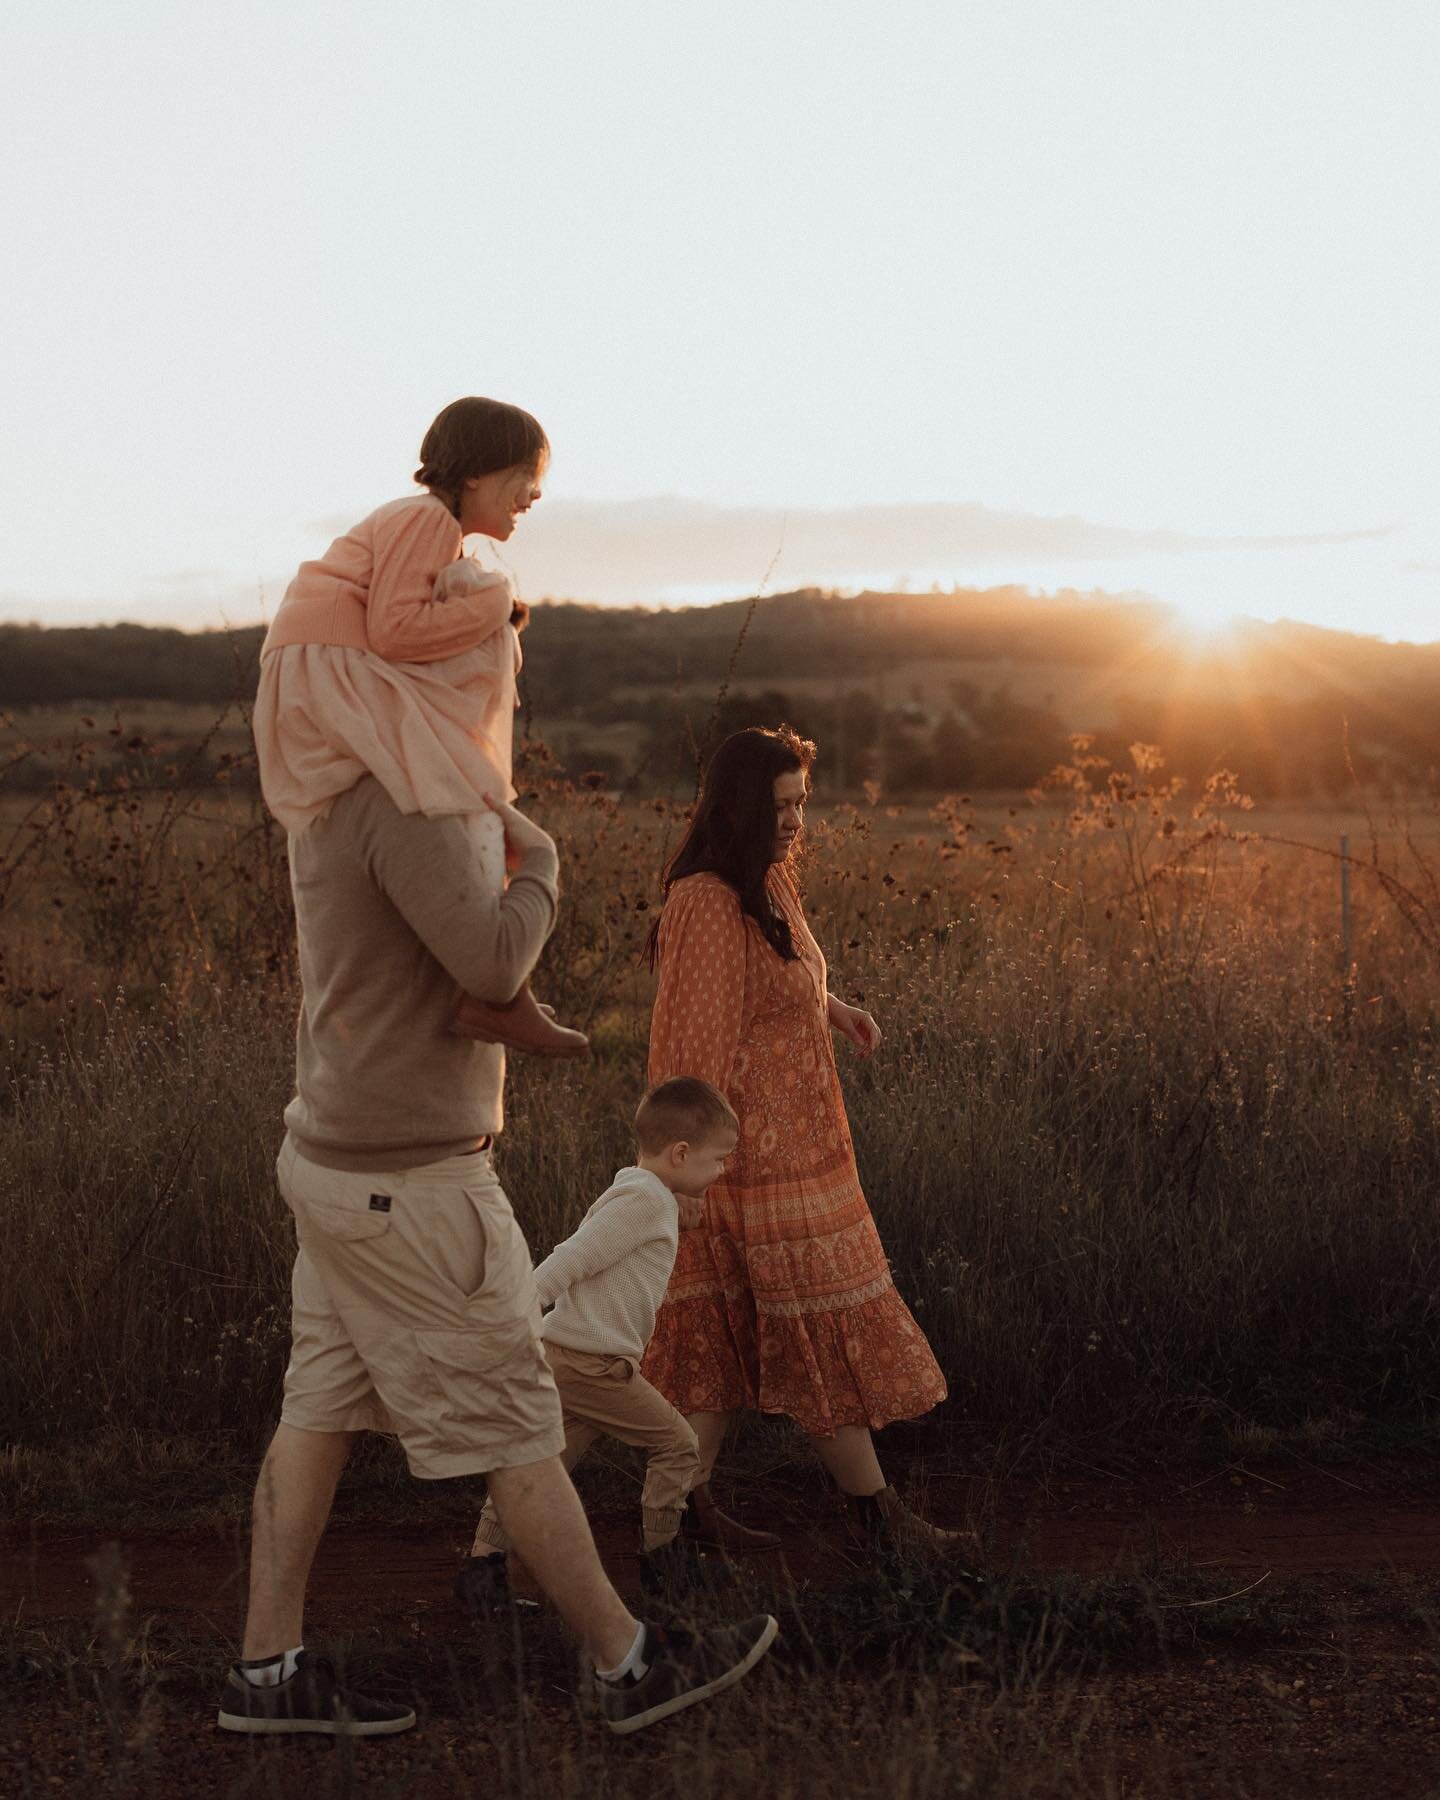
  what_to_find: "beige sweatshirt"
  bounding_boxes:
[535,1167,680,1362]
[283,776,559,1171]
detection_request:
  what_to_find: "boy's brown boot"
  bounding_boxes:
[846,1484,979,1559]
[639,1538,736,1599]
[683,1483,781,1551]
[451,984,589,1056]
[452,1551,512,1619]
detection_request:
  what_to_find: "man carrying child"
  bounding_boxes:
[219,791,776,1739]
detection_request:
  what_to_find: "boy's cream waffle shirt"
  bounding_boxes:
[535,1167,680,1363]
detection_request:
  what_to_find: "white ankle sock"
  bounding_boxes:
[239,1646,303,1688]
[595,1622,649,1684]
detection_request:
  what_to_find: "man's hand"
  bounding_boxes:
[827,995,882,1057]
[483,793,556,867]
[677,1193,706,1230]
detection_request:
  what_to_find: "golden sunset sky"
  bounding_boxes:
[2,1,1437,639]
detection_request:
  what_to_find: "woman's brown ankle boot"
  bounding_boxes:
[683,1482,781,1550]
[451,984,589,1056]
[846,1483,977,1558]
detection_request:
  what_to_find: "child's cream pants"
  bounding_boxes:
[472,1340,702,1551]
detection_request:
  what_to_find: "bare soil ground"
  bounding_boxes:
[4,1457,1440,1798]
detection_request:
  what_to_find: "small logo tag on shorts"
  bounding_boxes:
[369,1193,392,1213]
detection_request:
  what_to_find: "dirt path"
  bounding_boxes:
[6,1458,1440,1798]
[6,1456,1438,1620]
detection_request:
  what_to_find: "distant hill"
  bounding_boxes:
[5,588,1440,797]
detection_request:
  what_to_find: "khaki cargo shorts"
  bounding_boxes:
[277,1134,564,1479]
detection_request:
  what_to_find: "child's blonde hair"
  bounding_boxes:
[415,397,550,517]
[634,1077,739,1153]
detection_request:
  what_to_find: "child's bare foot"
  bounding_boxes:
[451,985,589,1057]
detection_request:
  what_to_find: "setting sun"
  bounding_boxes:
[1168,602,1243,652]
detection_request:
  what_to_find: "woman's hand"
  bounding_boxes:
[827,995,882,1057]
[677,1193,706,1230]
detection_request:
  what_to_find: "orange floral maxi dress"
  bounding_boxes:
[641,867,948,1437]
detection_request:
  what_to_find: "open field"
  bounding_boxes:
[6,724,1440,1791]
[7,723,1440,1462]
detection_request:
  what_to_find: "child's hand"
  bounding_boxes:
[433,555,509,606]
[677,1193,706,1230]
[828,996,882,1057]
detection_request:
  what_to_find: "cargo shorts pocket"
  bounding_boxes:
[414,1314,554,1435]
[292,1182,396,1244]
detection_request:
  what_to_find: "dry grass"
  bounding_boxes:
[4,713,1440,1475]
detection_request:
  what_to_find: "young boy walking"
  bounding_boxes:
[457,1077,740,1605]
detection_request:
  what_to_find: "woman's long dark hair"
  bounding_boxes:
[647,724,816,965]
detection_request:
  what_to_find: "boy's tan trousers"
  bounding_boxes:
[472,1340,702,1552]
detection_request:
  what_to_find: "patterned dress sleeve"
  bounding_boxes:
[647,877,749,1095]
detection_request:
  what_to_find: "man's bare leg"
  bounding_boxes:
[241,1423,355,1659]
[487,1455,640,1670]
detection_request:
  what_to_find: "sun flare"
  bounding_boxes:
[1169,602,1243,653]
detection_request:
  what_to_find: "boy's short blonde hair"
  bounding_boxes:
[634,1077,739,1154]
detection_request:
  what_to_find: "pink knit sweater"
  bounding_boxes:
[262,493,510,663]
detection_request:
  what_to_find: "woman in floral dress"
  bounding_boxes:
[642,725,959,1552]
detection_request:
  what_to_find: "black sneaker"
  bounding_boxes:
[453,1551,512,1619]
[639,1538,736,1599]
[216,1651,416,1737]
[593,1614,778,1736]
